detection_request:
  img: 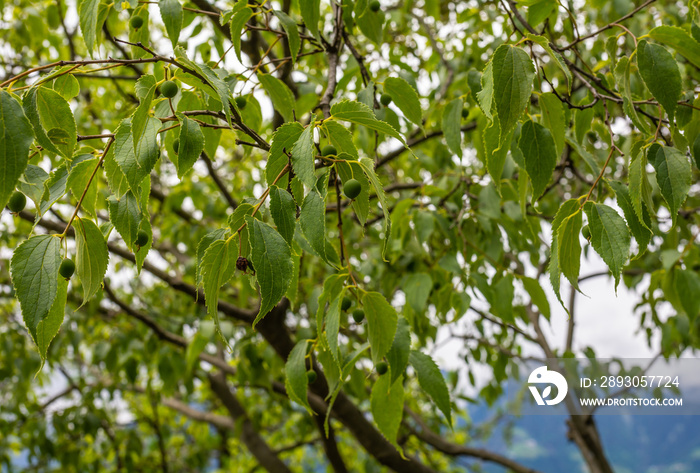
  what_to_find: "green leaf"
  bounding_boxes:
[36,274,68,366]
[159,0,183,48]
[336,160,370,225]
[409,350,452,426]
[557,207,583,291]
[67,157,99,218]
[10,235,62,351]
[291,124,316,188]
[258,74,295,123]
[384,77,423,128]
[637,40,681,123]
[370,374,404,448]
[131,75,157,152]
[484,119,510,189]
[613,56,650,134]
[525,33,572,92]
[285,340,313,414]
[362,292,399,364]
[609,180,652,256]
[247,217,294,327]
[648,145,692,227]
[583,202,631,288]
[648,26,700,69]
[356,2,384,44]
[39,165,68,217]
[23,88,62,157]
[201,238,237,342]
[404,273,432,313]
[674,269,700,317]
[539,92,565,157]
[324,290,345,365]
[274,11,300,64]
[0,90,34,209]
[113,119,150,195]
[134,116,161,181]
[358,157,392,258]
[491,44,535,145]
[628,142,653,230]
[268,122,303,186]
[299,0,320,37]
[79,0,100,56]
[549,199,582,301]
[300,190,338,265]
[108,191,141,250]
[518,120,557,202]
[230,7,253,61]
[442,98,463,157]
[53,74,80,100]
[477,61,494,120]
[386,317,410,384]
[269,186,296,245]
[323,120,359,159]
[196,228,228,288]
[74,218,109,305]
[331,100,406,145]
[175,113,204,178]
[522,276,551,320]
[18,165,49,208]
[35,86,77,159]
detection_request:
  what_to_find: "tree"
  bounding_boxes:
[0,0,698,471]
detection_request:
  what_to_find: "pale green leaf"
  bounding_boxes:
[74,218,109,305]
[274,11,300,63]
[159,0,182,48]
[230,7,253,61]
[285,340,313,414]
[247,217,294,327]
[370,374,404,448]
[637,40,681,122]
[362,292,399,364]
[79,0,100,55]
[539,92,565,157]
[299,0,320,37]
[386,317,410,384]
[108,191,141,250]
[584,202,631,288]
[176,113,205,178]
[609,180,652,256]
[404,273,432,313]
[269,186,296,245]
[36,274,67,365]
[384,77,423,128]
[648,26,700,69]
[53,74,80,100]
[300,190,338,265]
[268,122,303,186]
[522,276,551,320]
[201,238,237,342]
[648,145,692,227]
[291,124,316,188]
[258,73,295,122]
[409,350,452,426]
[525,33,572,92]
[518,120,557,202]
[442,98,463,157]
[330,100,406,145]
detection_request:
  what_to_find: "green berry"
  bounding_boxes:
[160,80,178,99]
[306,370,318,383]
[172,139,179,154]
[352,309,365,324]
[370,0,381,12]
[235,96,247,110]
[321,145,337,156]
[375,361,388,375]
[582,225,591,240]
[59,258,75,279]
[7,191,26,213]
[341,296,352,312]
[343,179,362,200]
[135,230,149,247]
[130,16,144,29]
[380,93,392,106]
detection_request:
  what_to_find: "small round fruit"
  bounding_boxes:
[59,258,75,279]
[582,225,591,240]
[343,179,362,200]
[375,361,388,375]
[306,370,318,383]
[380,93,392,106]
[341,296,352,311]
[461,107,469,118]
[7,191,26,213]
[135,230,149,247]
[130,16,144,29]
[235,96,247,110]
[321,144,337,156]
[172,139,179,154]
[352,309,365,324]
[369,0,381,12]
[160,80,178,99]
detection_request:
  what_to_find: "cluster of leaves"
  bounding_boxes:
[0,0,699,471]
